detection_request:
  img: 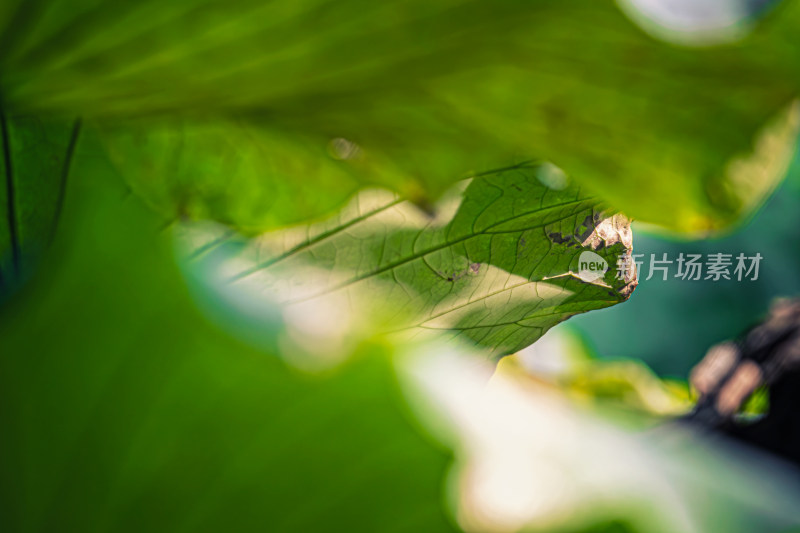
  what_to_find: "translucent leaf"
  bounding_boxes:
[183,163,637,360]
[4,0,800,231]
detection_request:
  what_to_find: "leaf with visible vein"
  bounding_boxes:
[185,164,637,358]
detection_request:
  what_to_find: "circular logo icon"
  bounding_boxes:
[577,251,608,282]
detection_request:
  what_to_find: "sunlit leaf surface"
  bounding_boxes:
[399,341,800,533]
[184,164,636,359]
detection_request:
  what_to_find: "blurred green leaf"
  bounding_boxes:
[188,163,636,358]
[0,110,80,298]
[0,132,458,533]
[96,118,419,231]
[3,1,800,231]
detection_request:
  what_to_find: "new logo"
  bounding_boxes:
[577,251,608,282]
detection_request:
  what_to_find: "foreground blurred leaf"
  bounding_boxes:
[399,343,800,533]
[184,164,636,360]
[0,133,457,533]
[3,1,800,231]
[0,110,80,298]
[97,118,418,231]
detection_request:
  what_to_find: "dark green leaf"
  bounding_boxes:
[0,110,80,298]
[0,134,458,533]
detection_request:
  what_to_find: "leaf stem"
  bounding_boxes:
[1,111,20,277]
